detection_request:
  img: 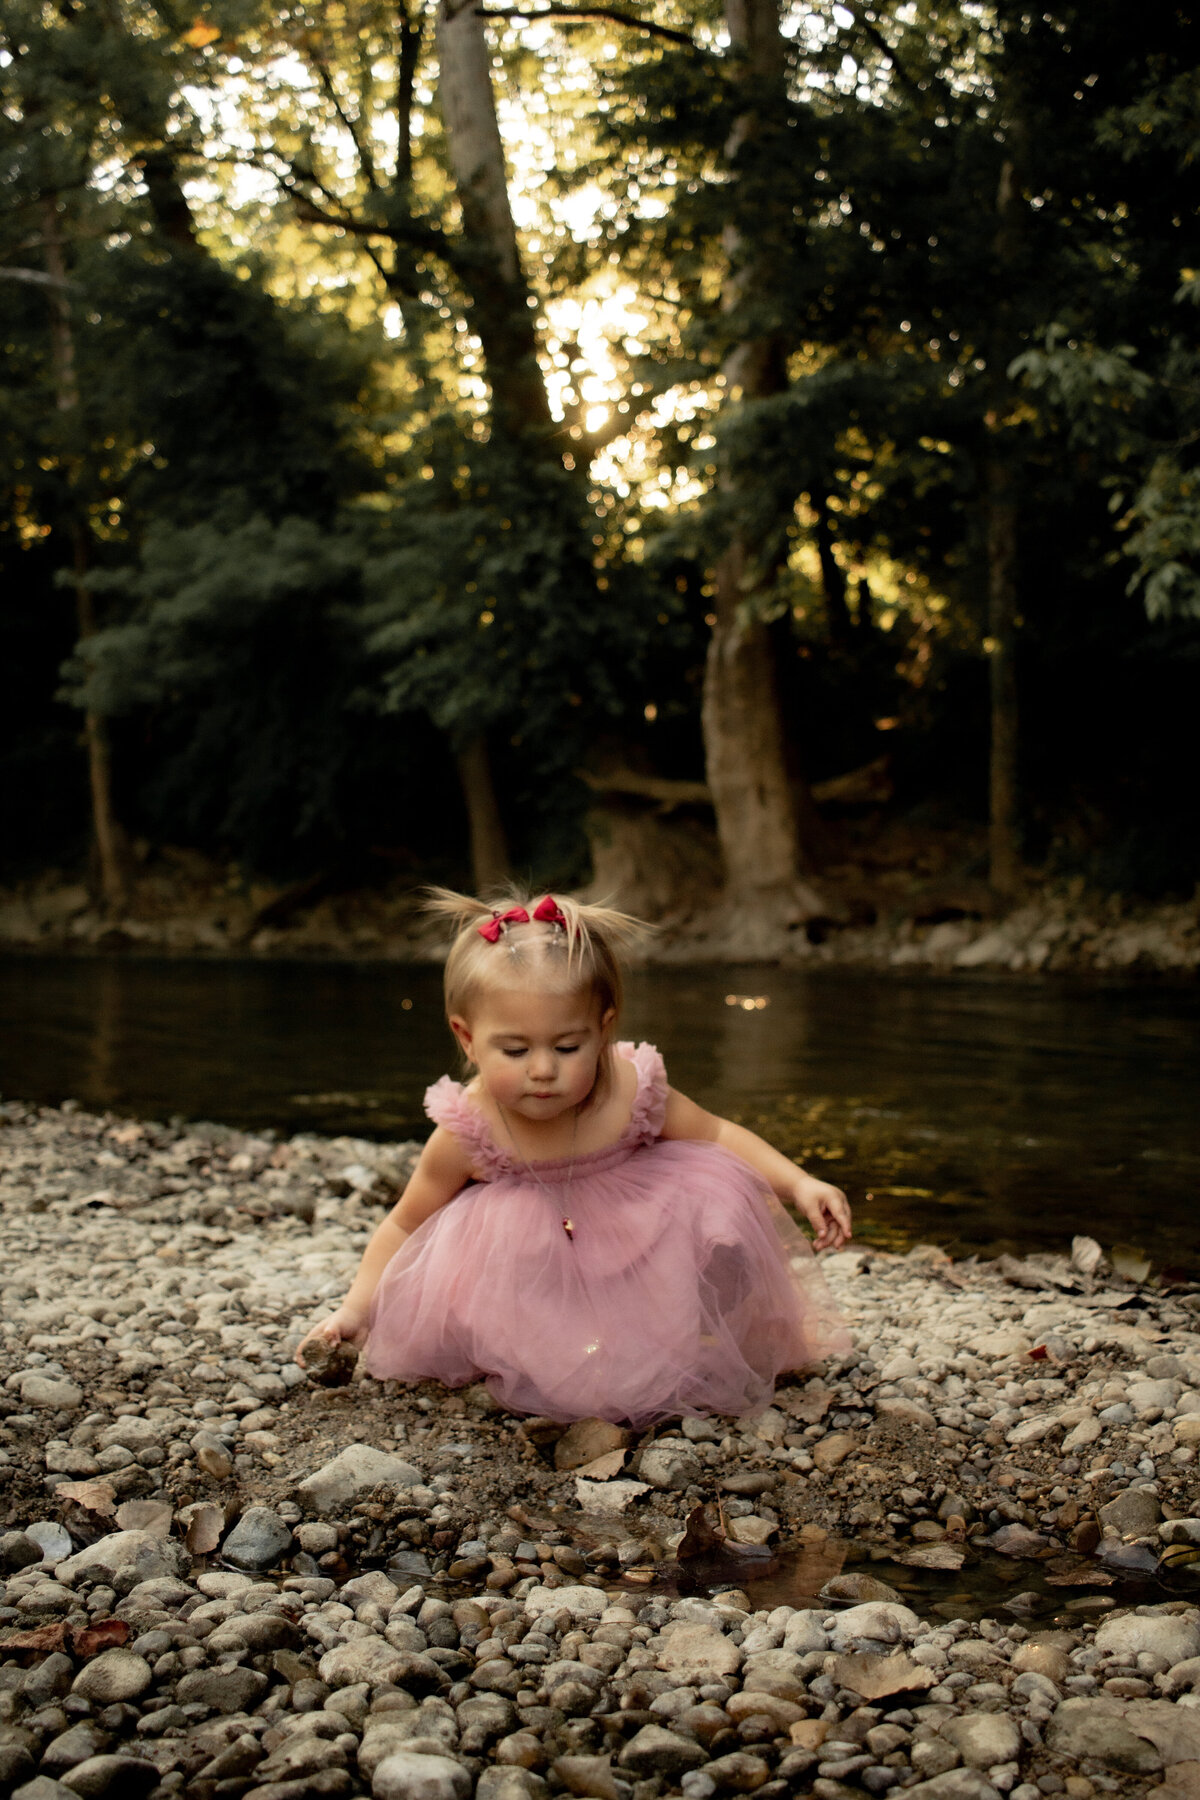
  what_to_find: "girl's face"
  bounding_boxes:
[450,985,614,1122]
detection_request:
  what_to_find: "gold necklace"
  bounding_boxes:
[497,1102,579,1242]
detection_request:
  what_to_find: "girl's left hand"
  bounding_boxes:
[791,1174,852,1251]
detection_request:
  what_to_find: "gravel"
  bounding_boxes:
[3,1099,1200,1800]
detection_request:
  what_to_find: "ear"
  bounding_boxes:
[449,1016,475,1063]
[599,1006,616,1037]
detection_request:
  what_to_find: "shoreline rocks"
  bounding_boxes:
[4,1102,1200,1799]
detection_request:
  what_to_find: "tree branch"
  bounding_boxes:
[477,4,699,50]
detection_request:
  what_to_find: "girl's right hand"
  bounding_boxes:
[296,1306,368,1368]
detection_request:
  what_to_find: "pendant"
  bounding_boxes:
[562,1217,575,1240]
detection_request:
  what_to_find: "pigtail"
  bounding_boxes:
[550,894,649,981]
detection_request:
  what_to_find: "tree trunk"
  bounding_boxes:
[813,488,854,650]
[986,455,1020,896]
[434,0,555,448]
[456,735,510,891]
[702,0,819,909]
[985,155,1023,898]
[41,199,128,915]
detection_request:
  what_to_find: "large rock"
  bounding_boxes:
[1047,1699,1164,1773]
[903,1775,1002,1800]
[656,1623,742,1685]
[0,1531,43,1574]
[59,1754,159,1798]
[1100,1489,1164,1539]
[371,1751,472,1800]
[741,1649,808,1701]
[19,1373,83,1410]
[220,1506,293,1571]
[297,1444,422,1514]
[941,1715,1020,1769]
[635,1439,701,1491]
[523,1585,607,1622]
[319,1639,415,1690]
[617,1725,708,1777]
[175,1666,269,1714]
[55,1530,186,1593]
[1095,1614,1200,1669]
[476,1771,548,1800]
[828,1603,921,1650]
[70,1651,152,1706]
[9,1779,82,1800]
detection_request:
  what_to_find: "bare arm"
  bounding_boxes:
[661,1087,852,1251]
[297,1126,472,1362]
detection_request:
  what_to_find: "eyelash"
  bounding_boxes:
[502,1045,582,1058]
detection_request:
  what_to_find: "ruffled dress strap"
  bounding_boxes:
[617,1041,669,1146]
[423,1076,513,1181]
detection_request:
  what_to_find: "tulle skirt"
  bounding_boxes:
[363,1138,849,1426]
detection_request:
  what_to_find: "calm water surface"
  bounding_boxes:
[1,957,1197,1263]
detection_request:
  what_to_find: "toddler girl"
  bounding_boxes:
[298,890,851,1425]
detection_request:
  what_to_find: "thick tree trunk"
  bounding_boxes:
[434,0,555,447]
[986,456,1020,897]
[985,156,1023,898]
[702,0,819,909]
[456,735,510,891]
[42,199,128,915]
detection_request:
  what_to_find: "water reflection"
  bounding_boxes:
[2,957,1198,1260]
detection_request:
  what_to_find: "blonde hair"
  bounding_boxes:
[425,886,648,1104]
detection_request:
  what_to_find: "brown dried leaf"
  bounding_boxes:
[57,1479,116,1516]
[0,1623,70,1656]
[828,1651,938,1701]
[73,1618,131,1658]
[181,1502,225,1556]
[115,1500,172,1538]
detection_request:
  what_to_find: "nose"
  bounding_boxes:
[528,1047,557,1083]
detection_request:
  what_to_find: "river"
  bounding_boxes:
[2,957,1197,1266]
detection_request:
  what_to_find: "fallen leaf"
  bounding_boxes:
[179,1501,224,1556]
[73,1618,130,1658]
[829,1651,937,1701]
[0,1623,71,1656]
[115,1500,172,1537]
[1110,1244,1152,1283]
[57,1479,116,1517]
[575,1448,627,1481]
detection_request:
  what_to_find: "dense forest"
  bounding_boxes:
[2,0,1199,947]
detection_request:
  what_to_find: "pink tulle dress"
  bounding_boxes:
[363,1042,850,1426]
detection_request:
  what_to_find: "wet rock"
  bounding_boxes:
[821,1575,905,1605]
[70,1651,152,1705]
[553,1419,630,1471]
[297,1444,423,1514]
[941,1716,1020,1769]
[372,1750,472,1800]
[58,1754,159,1797]
[1095,1614,1200,1668]
[987,1523,1047,1557]
[1046,1699,1163,1772]
[221,1505,294,1570]
[618,1725,708,1777]
[1099,1489,1163,1538]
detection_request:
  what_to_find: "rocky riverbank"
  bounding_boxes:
[3,1101,1200,1800]
[1,868,1197,975]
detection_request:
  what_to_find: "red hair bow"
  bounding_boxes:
[477,906,529,942]
[477,896,567,942]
